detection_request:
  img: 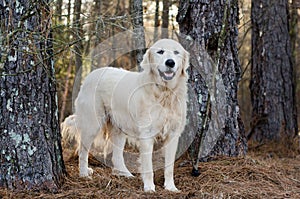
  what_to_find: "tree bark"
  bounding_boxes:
[153,0,160,42]
[161,0,169,39]
[250,0,298,142]
[55,0,63,22]
[90,0,102,71]
[67,0,72,25]
[0,0,66,191]
[290,0,298,67]
[72,0,83,107]
[130,0,146,70]
[177,0,247,164]
[290,0,298,99]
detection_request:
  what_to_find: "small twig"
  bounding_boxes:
[105,179,112,189]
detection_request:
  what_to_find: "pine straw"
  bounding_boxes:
[1,140,300,199]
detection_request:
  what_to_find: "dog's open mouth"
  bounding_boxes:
[158,69,176,81]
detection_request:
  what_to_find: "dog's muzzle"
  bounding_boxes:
[158,59,176,81]
[158,69,176,81]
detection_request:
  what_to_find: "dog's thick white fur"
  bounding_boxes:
[62,39,189,192]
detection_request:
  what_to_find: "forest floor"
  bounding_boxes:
[1,139,300,199]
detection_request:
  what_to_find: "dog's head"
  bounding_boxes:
[141,39,189,82]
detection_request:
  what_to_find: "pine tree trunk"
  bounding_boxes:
[55,0,63,22]
[72,0,83,105]
[161,0,169,39]
[153,0,160,42]
[0,0,66,191]
[67,0,72,25]
[177,0,247,163]
[130,0,146,70]
[90,0,102,71]
[290,0,298,69]
[250,0,298,142]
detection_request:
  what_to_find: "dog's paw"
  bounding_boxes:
[112,169,134,178]
[165,186,180,192]
[80,167,93,177]
[165,184,180,192]
[87,167,94,175]
[144,185,155,192]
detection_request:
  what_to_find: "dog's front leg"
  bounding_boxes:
[140,138,155,192]
[164,135,180,192]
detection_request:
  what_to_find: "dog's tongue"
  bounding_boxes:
[164,72,174,78]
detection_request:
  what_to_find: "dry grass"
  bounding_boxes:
[1,139,300,199]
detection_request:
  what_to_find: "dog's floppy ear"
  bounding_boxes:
[181,49,190,77]
[140,48,153,72]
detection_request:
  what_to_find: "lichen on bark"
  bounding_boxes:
[0,0,66,191]
[177,0,247,164]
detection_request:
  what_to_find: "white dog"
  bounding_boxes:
[61,39,189,192]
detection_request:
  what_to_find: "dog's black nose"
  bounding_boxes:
[165,59,175,68]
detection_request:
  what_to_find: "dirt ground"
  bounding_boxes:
[1,140,300,199]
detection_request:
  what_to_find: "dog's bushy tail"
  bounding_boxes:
[61,114,80,149]
[61,114,113,158]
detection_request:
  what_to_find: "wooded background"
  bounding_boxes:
[50,0,300,134]
[51,0,300,182]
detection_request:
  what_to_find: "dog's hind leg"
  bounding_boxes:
[78,118,101,177]
[111,128,134,177]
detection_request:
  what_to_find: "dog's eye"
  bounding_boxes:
[157,50,164,55]
[174,50,180,55]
